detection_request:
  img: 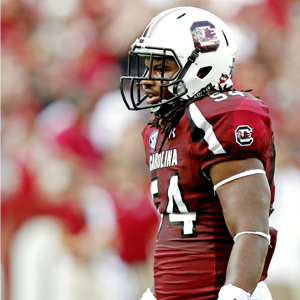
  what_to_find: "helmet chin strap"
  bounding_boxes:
[151,47,201,118]
[173,47,200,95]
[150,105,161,115]
[151,99,175,117]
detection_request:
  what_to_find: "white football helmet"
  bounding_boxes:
[120,6,237,115]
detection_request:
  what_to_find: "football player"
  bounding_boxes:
[120,6,277,300]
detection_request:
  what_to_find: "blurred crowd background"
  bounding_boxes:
[1,0,300,299]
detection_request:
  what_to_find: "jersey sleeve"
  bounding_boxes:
[187,92,274,174]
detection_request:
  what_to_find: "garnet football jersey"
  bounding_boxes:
[142,91,276,300]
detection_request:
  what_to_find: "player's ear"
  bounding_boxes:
[197,66,212,79]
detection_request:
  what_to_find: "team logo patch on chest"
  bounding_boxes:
[168,127,176,139]
[235,125,253,146]
[149,130,159,151]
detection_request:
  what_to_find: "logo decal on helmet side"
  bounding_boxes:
[149,130,159,151]
[190,21,220,53]
[235,125,253,146]
[219,73,229,83]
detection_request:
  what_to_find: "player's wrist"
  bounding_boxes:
[140,288,157,300]
[217,284,250,300]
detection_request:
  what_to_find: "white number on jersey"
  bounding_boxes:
[151,173,197,238]
[210,90,245,102]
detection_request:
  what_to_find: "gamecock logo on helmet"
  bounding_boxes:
[190,21,220,53]
[235,125,254,146]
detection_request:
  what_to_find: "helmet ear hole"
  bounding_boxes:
[198,66,212,79]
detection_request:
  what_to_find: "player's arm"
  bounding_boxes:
[209,157,270,298]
